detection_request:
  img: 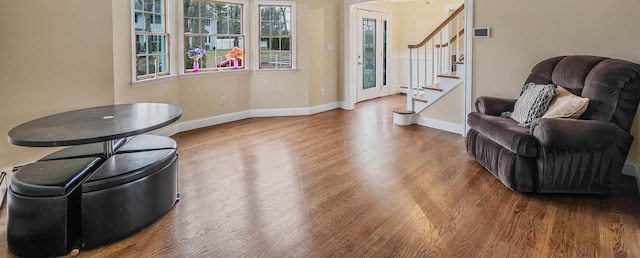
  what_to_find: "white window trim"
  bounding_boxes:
[179,0,249,75]
[253,0,296,71]
[131,74,178,88]
[130,0,172,84]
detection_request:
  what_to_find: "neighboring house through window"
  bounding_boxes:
[131,0,297,80]
[257,1,295,70]
[132,0,169,81]
[183,0,245,72]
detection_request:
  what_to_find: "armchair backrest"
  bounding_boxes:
[524,55,640,132]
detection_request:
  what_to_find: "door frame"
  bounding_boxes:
[343,0,473,136]
[354,6,391,103]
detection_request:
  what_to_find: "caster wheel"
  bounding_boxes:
[70,248,80,256]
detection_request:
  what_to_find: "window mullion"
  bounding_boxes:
[132,0,169,82]
[182,0,246,73]
[257,3,293,70]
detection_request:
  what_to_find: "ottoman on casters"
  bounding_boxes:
[7,157,101,257]
[80,136,178,249]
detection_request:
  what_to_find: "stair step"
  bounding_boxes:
[412,97,428,103]
[392,107,413,114]
[422,85,443,91]
[438,71,459,79]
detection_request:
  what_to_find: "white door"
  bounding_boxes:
[356,9,389,102]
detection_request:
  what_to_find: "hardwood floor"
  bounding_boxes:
[1,94,640,257]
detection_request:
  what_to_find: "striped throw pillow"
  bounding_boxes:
[509,83,556,127]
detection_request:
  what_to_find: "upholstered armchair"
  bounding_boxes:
[466,55,640,193]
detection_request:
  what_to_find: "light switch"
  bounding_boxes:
[473,27,491,38]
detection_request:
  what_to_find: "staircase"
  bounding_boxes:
[393,4,465,126]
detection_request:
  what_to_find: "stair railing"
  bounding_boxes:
[406,4,464,112]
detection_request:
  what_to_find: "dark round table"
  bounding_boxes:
[8,103,182,157]
[6,103,182,257]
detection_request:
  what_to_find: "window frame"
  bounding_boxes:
[131,0,171,83]
[180,0,249,74]
[254,1,296,70]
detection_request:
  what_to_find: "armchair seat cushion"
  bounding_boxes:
[468,112,538,157]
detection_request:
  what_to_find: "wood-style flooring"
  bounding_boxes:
[1,94,640,257]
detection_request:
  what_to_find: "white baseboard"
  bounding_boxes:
[156,102,341,137]
[310,102,340,114]
[252,102,340,117]
[251,107,308,117]
[416,116,464,135]
[622,162,640,194]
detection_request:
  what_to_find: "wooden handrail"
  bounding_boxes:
[408,3,464,49]
[435,28,465,48]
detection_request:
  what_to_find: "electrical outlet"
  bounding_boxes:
[220,96,226,105]
[321,89,325,96]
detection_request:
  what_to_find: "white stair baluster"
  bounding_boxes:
[456,14,460,64]
[431,40,435,87]
[424,44,427,88]
[408,48,413,111]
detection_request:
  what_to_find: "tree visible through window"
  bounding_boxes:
[133,0,169,80]
[259,5,292,69]
[184,0,245,72]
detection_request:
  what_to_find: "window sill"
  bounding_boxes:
[179,69,251,78]
[253,68,298,73]
[131,75,178,88]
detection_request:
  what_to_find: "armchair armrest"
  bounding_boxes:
[475,97,516,116]
[531,118,625,150]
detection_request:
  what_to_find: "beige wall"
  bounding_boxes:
[337,0,346,102]
[0,0,115,168]
[359,0,462,51]
[474,0,640,162]
[421,86,464,124]
[112,0,179,106]
[393,0,463,51]
[0,0,342,168]
[180,74,251,121]
[308,0,340,107]
[5,0,638,168]
[358,0,464,124]
[251,1,310,110]
[356,1,400,51]
[398,0,464,125]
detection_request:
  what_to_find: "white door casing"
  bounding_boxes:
[356,8,390,102]
[343,0,473,138]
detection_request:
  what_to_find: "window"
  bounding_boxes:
[133,0,170,81]
[258,3,294,69]
[183,0,245,72]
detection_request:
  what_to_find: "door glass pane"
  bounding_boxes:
[362,18,376,90]
[383,20,387,86]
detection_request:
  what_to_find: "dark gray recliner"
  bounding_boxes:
[466,55,640,193]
